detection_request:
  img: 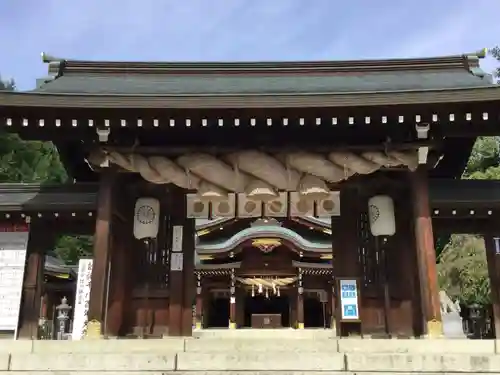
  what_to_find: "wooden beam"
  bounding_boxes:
[98,141,437,157]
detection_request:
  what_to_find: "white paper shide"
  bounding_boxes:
[133,197,160,240]
[0,231,29,333]
[71,259,93,340]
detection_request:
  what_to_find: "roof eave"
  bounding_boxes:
[2,86,500,109]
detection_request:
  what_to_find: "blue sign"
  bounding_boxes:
[339,279,359,320]
[343,304,358,318]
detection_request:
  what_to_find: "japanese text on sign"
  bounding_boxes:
[339,279,360,321]
[0,231,29,334]
[71,259,93,340]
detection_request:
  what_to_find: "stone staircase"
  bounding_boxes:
[1,330,500,374]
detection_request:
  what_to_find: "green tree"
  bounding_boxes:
[463,137,500,180]
[437,134,500,304]
[491,46,500,81]
[52,235,93,265]
[437,235,490,305]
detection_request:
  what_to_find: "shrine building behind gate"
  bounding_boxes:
[2,50,500,338]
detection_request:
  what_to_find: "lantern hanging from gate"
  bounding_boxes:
[368,195,396,237]
[133,197,160,239]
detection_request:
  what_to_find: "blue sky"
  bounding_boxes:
[1,0,499,90]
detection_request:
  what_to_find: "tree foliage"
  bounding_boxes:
[491,46,500,81]
[437,235,490,305]
[52,235,94,265]
[0,77,92,264]
[436,49,500,304]
[437,134,500,304]
[463,137,500,180]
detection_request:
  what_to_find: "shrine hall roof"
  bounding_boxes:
[32,51,493,96]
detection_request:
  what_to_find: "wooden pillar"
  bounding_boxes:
[105,221,130,337]
[87,169,115,338]
[297,268,304,329]
[333,189,361,336]
[229,269,236,328]
[181,216,195,336]
[484,234,500,337]
[236,287,245,327]
[195,273,203,329]
[18,223,54,339]
[297,292,304,329]
[328,283,337,333]
[290,288,297,327]
[168,187,195,336]
[335,189,360,277]
[410,168,442,337]
[396,191,423,337]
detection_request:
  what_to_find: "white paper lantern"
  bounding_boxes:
[368,195,396,237]
[133,197,160,239]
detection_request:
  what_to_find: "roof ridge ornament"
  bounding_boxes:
[38,52,65,88]
[41,52,64,63]
[464,48,489,78]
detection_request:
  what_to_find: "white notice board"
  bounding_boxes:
[0,230,29,334]
[339,279,360,321]
[71,259,93,340]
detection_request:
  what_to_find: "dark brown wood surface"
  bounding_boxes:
[410,168,442,335]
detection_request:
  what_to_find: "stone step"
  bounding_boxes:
[187,337,496,353]
[194,328,335,339]
[5,352,500,373]
[1,337,498,354]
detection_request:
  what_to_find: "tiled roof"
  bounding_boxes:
[33,53,492,95]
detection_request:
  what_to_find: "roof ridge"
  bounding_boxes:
[38,50,488,77]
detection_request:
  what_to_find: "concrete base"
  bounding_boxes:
[2,336,500,373]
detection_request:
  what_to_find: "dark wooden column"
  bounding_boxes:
[396,191,423,337]
[168,187,195,336]
[333,188,361,335]
[236,287,245,328]
[297,291,304,329]
[105,221,130,337]
[181,214,195,336]
[410,168,442,337]
[86,169,116,338]
[328,282,336,332]
[290,288,297,327]
[18,222,55,339]
[229,269,236,328]
[335,189,360,277]
[297,267,304,329]
[484,233,500,337]
[195,273,203,329]
[229,299,236,329]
